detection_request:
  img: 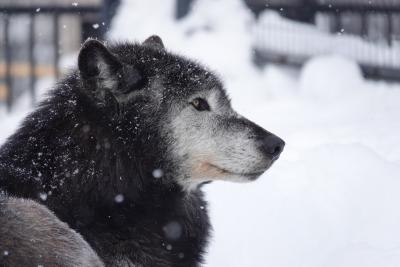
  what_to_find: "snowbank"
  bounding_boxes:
[207,143,400,267]
[300,55,364,99]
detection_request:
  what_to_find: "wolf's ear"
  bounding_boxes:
[78,39,122,85]
[143,35,164,50]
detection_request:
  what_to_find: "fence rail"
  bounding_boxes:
[248,1,400,81]
[0,5,102,111]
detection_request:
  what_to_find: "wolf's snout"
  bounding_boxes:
[259,135,285,160]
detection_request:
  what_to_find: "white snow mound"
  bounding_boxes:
[300,55,364,98]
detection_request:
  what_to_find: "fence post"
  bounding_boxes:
[53,12,60,80]
[332,12,342,33]
[4,14,12,111]
[29,13,36,104]
[176,0,193,20]
[387,13,392,46]
[360,13,368,38]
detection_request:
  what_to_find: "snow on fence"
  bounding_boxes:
[249,1,400,81]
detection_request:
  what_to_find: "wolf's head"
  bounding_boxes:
[77,36,284,191]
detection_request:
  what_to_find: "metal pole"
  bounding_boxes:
[53,13,60,80]
[4,14,12,111]
[334,12,342,33]
[29,13,36,104]
[360,13,368,38]
[387,13,393,46]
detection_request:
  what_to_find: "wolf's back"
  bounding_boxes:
[0,194,104,267]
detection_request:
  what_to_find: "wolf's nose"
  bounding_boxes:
[260,135,285,159]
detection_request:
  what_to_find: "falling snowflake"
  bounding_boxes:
[82,125,90,133]
[163,221,182,241]
[39,192,47,201]
[152,169,163,178]
[92,24,100,29]
[36,8,41,12]
[114,194,124,203]
[72,2,78,7]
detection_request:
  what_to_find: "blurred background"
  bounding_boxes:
[1,0,400,109]
[1,1,400,267]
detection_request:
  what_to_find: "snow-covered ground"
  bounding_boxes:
[2,0,400,266]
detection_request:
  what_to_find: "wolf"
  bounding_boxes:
[0,35,284,267]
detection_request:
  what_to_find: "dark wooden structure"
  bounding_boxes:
[0,0,103,111]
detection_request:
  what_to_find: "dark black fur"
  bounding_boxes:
[0,38,213,266]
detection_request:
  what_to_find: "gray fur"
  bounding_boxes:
[0,194,104,267]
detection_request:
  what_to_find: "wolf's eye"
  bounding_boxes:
[190,98,210,111]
